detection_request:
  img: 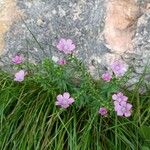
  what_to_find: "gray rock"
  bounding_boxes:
[1,0,106,65]
[0,0,150,88]
[123,8,150,87]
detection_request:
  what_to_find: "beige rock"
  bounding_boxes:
[147,3,150,9]
[104,0,141,54]
[0,0,21,55]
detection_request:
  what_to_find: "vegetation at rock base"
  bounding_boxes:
[0,54,150,149]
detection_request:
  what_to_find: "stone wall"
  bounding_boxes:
[0,0,150,86]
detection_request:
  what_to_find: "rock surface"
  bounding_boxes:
[0,0,150,86]
[0,0,20,55]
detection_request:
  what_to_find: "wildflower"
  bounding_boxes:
[12,55,23,64]
[98,107,108,116]
[57,38,76,54]
[56,92,75,108]
[102,72,112,82]
[14,70,26,82]
[57,58,66,65]
[112,92,128,103]
[114,101,132,117]
[110,60,128,77]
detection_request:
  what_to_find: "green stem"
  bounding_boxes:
[115,115,118,150]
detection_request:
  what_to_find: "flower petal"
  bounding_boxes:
[68,98,74,104]
[14,70,25,82]
[120,101,127,107]
[60,38,66,44]
[116,110,124,116]
[112,94,117,100]
[126,103,132,110]
[114,102,121,111]
[66,39,73,44]
[55,101,60,106]
[61,103,70,109]
[123,96,128,101]
[63,92,70,99]
[57,39,66,51]
[57,44,63,51]
[125,111,131,117]
[57,95,63,101]
[69,44,75,51]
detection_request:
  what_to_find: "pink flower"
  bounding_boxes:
[102,72,112,82]
[114,101,132,117]
[110,60,128,77]
[14,70,26,82]
[57,59,67,65]
[12,55,23,64]
[56,92,75,108]
[112,92,128,103]
[57,38,76,54]
[98,107,108,116]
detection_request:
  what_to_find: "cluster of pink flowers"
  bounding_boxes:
[102,60,128,82]
[12,55,23,64]
[99,107,108,116]
[12,39,133,118]
[110,60,128,77]
[102,72,112,82]
[101,60,131,117]
[12,55,27,82]
[112,92,132,117]
[57,38,76,54]
[56,39,75,108]
[57,58,67,65]
[51,38,76,66]
[56,92,75,108]
[13,38,76,82]
[14,70,26,82]
[98,92,133,117]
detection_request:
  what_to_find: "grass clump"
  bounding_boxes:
[0,52,150,150]
[0,37,150,150]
